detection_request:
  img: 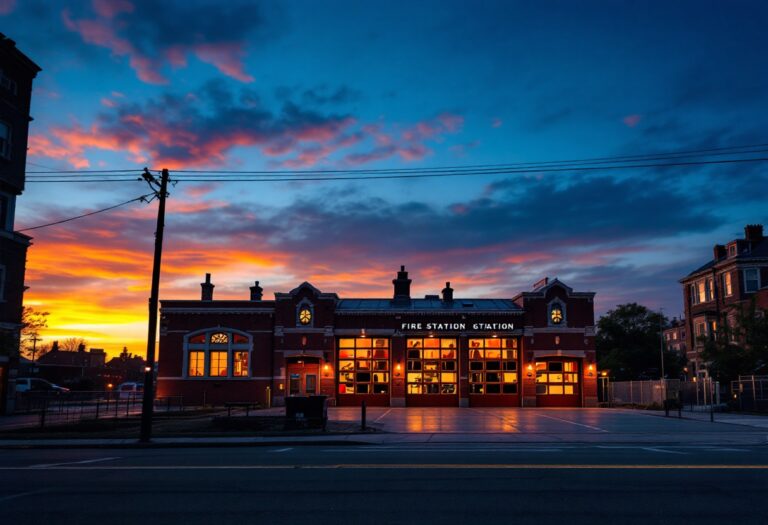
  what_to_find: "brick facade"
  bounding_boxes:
[158,270,597,408]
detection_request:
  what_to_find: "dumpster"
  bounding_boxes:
[285,395,327,429]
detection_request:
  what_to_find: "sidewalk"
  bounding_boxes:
[634,408,768,429]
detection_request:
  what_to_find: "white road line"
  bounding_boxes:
[0,489,49,502]
[272,448,293,453]
[30,456,121,469]
[373,408,393,423]
[321,447,563,453]
[536,414,607,432]
[641,447,688,455]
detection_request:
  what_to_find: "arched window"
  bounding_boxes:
[184,329,252,379]
[296,299,314,327]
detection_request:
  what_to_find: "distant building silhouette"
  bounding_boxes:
[0,33,41,414]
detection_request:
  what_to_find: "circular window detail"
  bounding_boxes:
[299,307,312,325]
[550,305,563,325]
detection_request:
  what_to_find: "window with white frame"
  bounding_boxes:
[744,268,760,293]
[723,271,733,296]
[705,278,714,302]
[184,329,251,378]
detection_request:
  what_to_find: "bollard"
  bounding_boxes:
[266,386,272,409]
[361,400,367,431]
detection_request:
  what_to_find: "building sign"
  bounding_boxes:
[400,322,514,331]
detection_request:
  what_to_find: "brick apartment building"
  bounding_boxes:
[158,268,598,408]
[0,34,40,414]
[680,224,768,377]
[663,317,686,358]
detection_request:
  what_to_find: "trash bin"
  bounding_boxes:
[306,395,328,427]
[285,396,308,419]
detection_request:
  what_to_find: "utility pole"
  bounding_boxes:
[659,307,666,402]
[139,168,170,443]
[29,335,40,362]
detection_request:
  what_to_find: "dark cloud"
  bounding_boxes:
[58,0,281,83]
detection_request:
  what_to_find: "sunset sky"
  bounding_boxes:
[4,0,768,357]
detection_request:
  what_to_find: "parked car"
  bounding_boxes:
[117,382,143,399]
[15,377,70,393]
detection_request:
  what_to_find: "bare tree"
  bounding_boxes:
[59,337,88,352]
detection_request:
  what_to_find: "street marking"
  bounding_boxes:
[536,414,607,432]
[2,464,768,471]
[373,409,393,423]
[322,447,564,453]
[272,448,293,453]
[29,456,121,469]
[641,447,688,455]
[0,489,49,502]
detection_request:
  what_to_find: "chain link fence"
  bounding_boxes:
[608,379,722,410]
[730,375,768,411]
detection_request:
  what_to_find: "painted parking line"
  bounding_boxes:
[29,457,121,469]
[536,414,607,432]
[373,408,392,423]
[271,448,293,453]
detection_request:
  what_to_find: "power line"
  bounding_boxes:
[16,193,155,232]
[24,142,768,177]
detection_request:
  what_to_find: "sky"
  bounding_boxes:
[3,0,768,357]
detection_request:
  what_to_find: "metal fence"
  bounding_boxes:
[608,379,721,409]
[730,375,768,411]
[13,391,184,428]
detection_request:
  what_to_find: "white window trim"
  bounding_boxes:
[743,268,761,293]
[182,328,252,379]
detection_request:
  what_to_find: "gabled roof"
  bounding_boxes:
[682,236,768,281]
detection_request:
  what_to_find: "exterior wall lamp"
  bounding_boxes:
[587,364,594,377]
[395,362,402,377]
[323,363,331,377]
[526,364,533,378]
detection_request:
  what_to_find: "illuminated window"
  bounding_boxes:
[723,272,733,297]
[338,338,389,394]
[210,351,228,377]
[184,329,250,379]
[407,338,457,394]
[188,351,204,376]
[299,307,312,325]
[469,339,518,394]
[233,352,249,377]
[535,361,578,395]
[210,332,229,344]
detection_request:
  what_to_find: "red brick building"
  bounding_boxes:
[663,317,686,360]
[0,34,40,414]
[680,224,768,377]
[158,269,597,408]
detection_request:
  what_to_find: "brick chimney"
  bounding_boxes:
[250,281,263,301]
[713,244,726,261]
[442,281,454,303]
[392,265,412,304]
[744,224,764,242]
[201,273,214,301]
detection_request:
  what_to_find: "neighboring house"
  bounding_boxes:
[158,269,598,408]
[680,224,768,377]
[35,345,108,389]
[663,317,686,359]
[0,34,40,414]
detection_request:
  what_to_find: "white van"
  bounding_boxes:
[117,382,143,399]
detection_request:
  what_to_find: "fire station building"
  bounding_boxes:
[157,267,598,408]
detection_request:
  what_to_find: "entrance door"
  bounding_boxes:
[535,359,581,407]
[286,357,320,396]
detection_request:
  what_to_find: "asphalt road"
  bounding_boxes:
[2,444,766,525]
